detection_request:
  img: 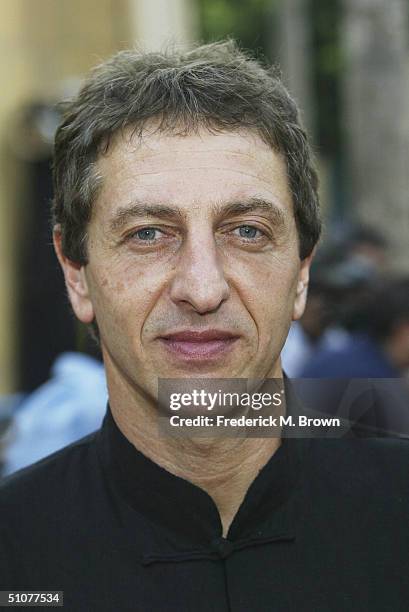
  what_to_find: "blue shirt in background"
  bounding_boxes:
[2,352,107,476]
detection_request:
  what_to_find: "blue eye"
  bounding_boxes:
[236,225,261,239]
[136,228,158,241]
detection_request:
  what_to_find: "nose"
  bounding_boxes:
[169,231,230,314]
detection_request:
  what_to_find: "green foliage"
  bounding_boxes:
[197,0,343,155]
[198,0,277,57]
[309,0,342,153]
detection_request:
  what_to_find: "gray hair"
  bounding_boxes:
[52,40,321,263]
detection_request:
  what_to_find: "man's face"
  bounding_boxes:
[56,128,312,401]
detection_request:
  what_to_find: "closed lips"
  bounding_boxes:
[159,330,240,342]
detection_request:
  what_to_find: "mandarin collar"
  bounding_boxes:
[96,382,309,565]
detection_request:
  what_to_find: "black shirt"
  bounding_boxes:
[1,406,409,611]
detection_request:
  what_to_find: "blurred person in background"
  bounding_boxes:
[297,277,409,439]
[281,277,349,375]
[282,223,388,376]
[301,277,409,378]
[1,42,409,611]
[1,352,107,477]
[318,224,388,279]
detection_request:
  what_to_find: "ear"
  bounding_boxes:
[292,247,316,321]
[53,225,95,324]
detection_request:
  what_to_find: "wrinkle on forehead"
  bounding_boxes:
[93,128,293,223]
[96,126,282,173]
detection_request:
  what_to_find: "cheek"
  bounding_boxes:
[228,254,299,357]
[90,261,167,335]
[228,252,299,312]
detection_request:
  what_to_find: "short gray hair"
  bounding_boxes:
[52,40,321,263]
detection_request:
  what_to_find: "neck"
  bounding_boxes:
[105,360,283,537]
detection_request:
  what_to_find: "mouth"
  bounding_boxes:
[158,329,240,361]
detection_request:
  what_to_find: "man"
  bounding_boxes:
[1,41,408,611]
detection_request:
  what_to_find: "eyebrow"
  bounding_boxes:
[213,198,287,228]
[108,203,184,233]
[108,196,287,234]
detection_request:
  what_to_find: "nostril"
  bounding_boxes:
[169,267,230,314]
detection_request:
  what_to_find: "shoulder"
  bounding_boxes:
[309,436,409,470]
[304,437,409,501]
[0,431,99,520]
[314,434,409,454]
[0,431,105,588]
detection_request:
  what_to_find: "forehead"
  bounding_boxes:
[94,127,293,217]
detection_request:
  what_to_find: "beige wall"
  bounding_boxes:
[128,0,198,50]
[0,0,129,393]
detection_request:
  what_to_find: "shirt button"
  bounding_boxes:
[211,537,234,559]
